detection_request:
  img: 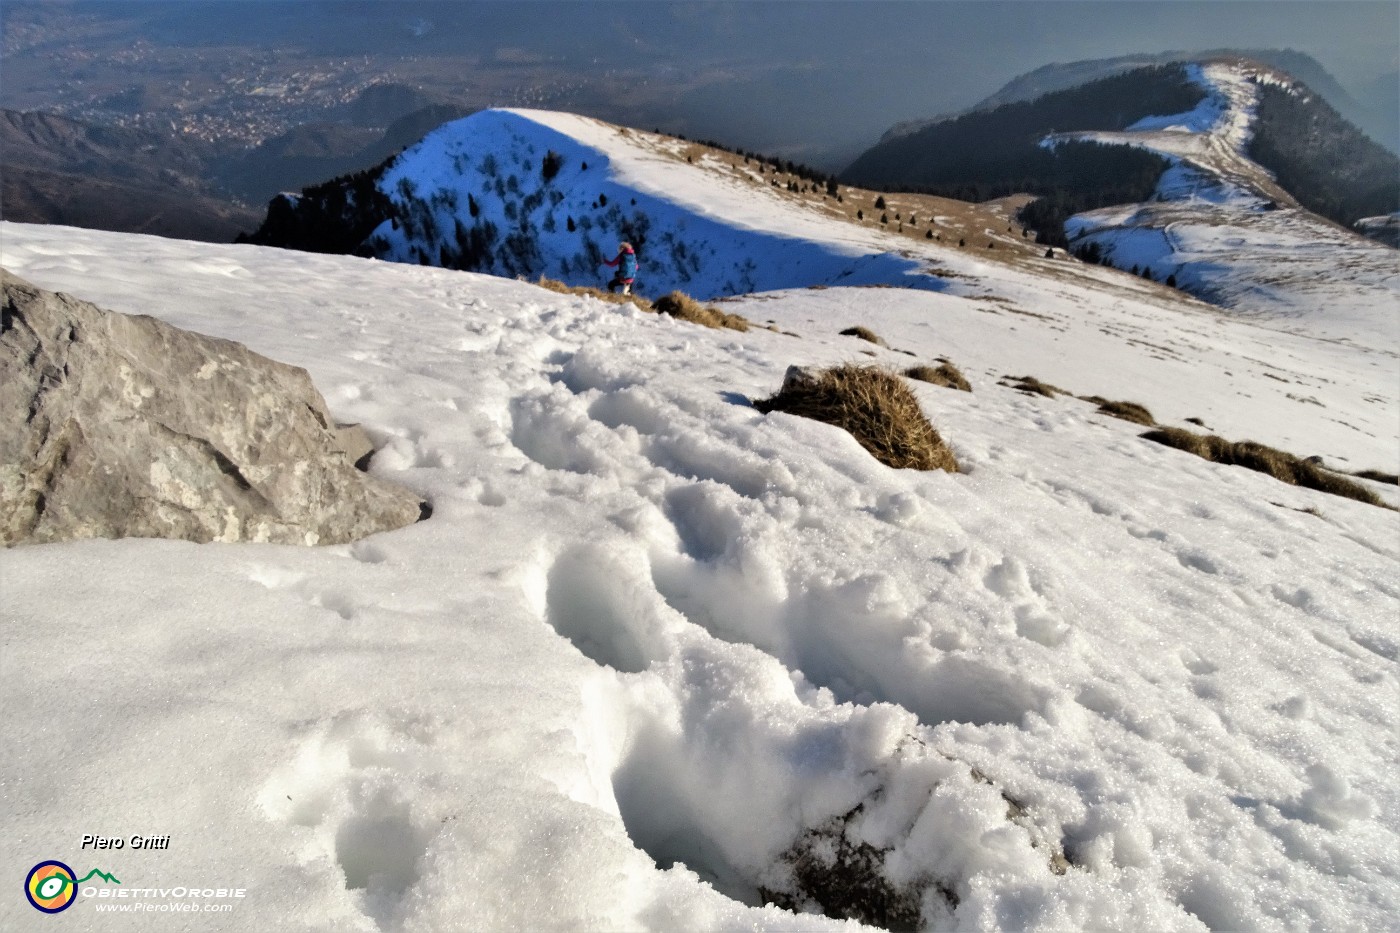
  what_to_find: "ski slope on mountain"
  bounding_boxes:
[2,220,1397,932]
[1050,61,1399,346]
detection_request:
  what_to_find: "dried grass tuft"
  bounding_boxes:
[1141,427,1387,508]
[904,362,972,392]
[839,326,886,346]
[535,276,650,311]
[754,364,958,472]
[1006,375,1062,398]
[652,291,751,332]
[1081,396,1155,425]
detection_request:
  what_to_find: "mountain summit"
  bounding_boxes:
[242,109,965,299]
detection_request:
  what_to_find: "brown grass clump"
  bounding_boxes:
[839,326,886,346]
[1006,375,1062,398]
[754,364,959,472]
[1352,469,1399,485]
[536,279,754,331]
[1141,427,1387,508]
[904,362,971,392]
[1081,396,1155,425]
[652,291,751,332]
[535,276,650,311]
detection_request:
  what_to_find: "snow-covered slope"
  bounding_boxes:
[2,221,1397,932]
[265,103,1398,355]
[1052,62,1399,346]
[335,108,949,297]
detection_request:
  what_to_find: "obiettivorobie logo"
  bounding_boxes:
[24,858,246,916]
[25,860,121,913]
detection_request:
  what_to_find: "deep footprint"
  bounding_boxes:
[543,543,669,674]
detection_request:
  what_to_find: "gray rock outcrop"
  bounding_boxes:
[1,269,427,546]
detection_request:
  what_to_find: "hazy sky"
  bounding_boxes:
[625,1,1399,109]
[55,2,1398,97]
[7,1,1398,165]
[607,1,1400,160]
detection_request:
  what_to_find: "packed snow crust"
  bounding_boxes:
[2,218,1397,932]
[1048,62,1400,346]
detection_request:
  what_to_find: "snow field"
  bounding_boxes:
[3,224,1398,932]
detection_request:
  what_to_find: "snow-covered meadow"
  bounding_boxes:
[2,216,1397,931]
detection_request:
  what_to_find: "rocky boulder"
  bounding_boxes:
[1,269,427,546]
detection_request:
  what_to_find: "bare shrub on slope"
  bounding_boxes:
[1003,375,1063,398]
[1082,396,1156,425]
[840,325,886,346]
[905,361,972,392]
[535,280,755,332]
[652,291,751,332]
[535,276,650,311]
[754,365,959,472]
[1141,427,1386,508]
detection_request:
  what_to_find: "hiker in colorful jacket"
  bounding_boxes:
[603,242,638,295]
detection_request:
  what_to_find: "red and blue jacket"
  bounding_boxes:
[604,246,638,281]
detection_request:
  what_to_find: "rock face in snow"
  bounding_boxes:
[0,269,425,546]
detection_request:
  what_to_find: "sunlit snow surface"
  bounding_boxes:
[2,216,1397,933]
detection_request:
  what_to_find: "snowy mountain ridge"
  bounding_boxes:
[1052,60,1398,343]
[879,49,1382,147]
[261,108,955,299]
[248,102,1397,355]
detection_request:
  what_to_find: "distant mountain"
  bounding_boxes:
[216,104,472,204]
[2,164,262,243]
[1044,61,1397,325]
[0,102,473,238]
[841,65,1205,244]
[1,109,217,183]
[844,58,1399,249]
[236,105,1396,352]
[336,83,442,128]
[882,49,1398,154]
[1248,81,1400,228]
[0,110,260,242]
